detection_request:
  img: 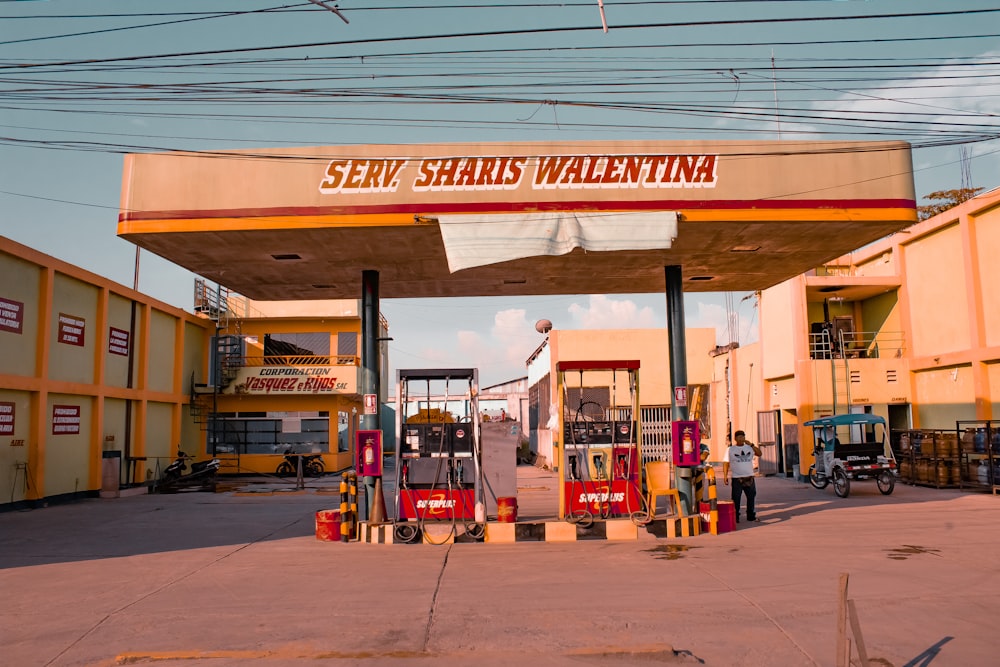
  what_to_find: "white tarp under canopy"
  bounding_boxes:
[436,211,679,273]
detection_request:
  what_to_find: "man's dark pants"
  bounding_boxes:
[731,477,757,522]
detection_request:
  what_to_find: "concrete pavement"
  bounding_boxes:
[2,467,999,666]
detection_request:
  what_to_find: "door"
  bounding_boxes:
[756,410,780,476]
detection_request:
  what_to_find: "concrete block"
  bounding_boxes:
[544,521,577,542]
[605,520,638,541]
[485,523,516,543]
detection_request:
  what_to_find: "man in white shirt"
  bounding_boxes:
[722,430,763,523]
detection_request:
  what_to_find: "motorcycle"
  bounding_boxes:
[276,448,325,477]
[158,450,221,493]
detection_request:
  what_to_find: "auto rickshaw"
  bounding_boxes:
[804,413,897,498]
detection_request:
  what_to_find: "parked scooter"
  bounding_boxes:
[158,450,221,493]
[276,448,325,477]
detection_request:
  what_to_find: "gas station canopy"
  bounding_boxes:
[117,140,916,300]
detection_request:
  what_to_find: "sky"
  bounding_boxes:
[2,1,999,387]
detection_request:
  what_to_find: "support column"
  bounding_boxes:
[359,270,381,521]
[665,265,694,514]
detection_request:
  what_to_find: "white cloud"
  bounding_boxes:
[686,300,759,346]
[566,294,659,329]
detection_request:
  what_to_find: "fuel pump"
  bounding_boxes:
[556,360,644,523]
[393,369,484,544]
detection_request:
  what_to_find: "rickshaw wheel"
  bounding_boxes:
[833,469,850,498]
[877,471,895,495]
[808,464,829,489]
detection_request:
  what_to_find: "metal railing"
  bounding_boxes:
[809,329,905,360]
[236,354,360,367]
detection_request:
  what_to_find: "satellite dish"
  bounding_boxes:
[535,319,553,334]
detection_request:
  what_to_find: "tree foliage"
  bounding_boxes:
[917,187,984,221]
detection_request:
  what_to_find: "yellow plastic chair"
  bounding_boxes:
[645,460,683,518]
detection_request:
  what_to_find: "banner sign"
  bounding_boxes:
[227,366,355,395]
[52,404,81,435]
[564,480,641,517]
[108,327,130,356]
[57,313,86,346]
[397,488,476,520]
[0,402,14,436]
[319,153,719,195]
[0,297,24,334]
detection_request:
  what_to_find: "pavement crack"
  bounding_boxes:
[42,515,306,667]
[422,544,453,653]
[691,561,820,667]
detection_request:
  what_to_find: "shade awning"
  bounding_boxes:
[437,211,678,272]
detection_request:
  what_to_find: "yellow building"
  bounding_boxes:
[747,187,1000,481]
[1,236,212,505]
[196,294,389,475]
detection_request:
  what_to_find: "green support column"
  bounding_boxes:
[665,265,694,515]
[359,269,380,521]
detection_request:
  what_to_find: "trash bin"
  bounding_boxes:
[100,450,121,498]
[315,509,341,542]
[497,497,517,523]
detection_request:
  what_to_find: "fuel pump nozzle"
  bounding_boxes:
[454,459,464,486]
[568,454,580,481]
[615,453,629,479]
[592,452,607,480]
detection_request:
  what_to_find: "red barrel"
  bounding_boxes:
[717,501,736,534]
[497,496,518,523]
[315,509,341,541]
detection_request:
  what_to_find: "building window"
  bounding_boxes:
[337,332,358,357]
[212,411,330,455]
[264,332,330,359]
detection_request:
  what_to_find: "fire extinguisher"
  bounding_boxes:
[364,442,375,468]
[682,427,694,456]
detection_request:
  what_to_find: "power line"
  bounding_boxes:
[4,8,999,72]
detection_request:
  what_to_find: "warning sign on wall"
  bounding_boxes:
[57,313,86,347]
[0,402,14,436]
[108,327,130,356]
[0,297,23,334]
[52,404,81,435]
[364,394,377,415]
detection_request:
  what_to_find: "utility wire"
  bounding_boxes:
[4,8,999,72]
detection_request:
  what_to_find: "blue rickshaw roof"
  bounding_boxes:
[803,414,887,427]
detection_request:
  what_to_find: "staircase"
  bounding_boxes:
[190,278,260,473]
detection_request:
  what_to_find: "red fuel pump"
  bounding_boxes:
[393,369,483,543]
[557,361,645,524]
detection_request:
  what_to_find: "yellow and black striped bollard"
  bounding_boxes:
[705,465,719,535]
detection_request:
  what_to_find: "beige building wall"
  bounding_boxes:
[903,223,971,357]
[148,310,178,394]
[49,274,99,386]
[0,253,41,378]
[973,204,1000,348]
[0,236,213,506]
[105,294,135,389]
[760,280,798,381]
[44,393,93,497]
